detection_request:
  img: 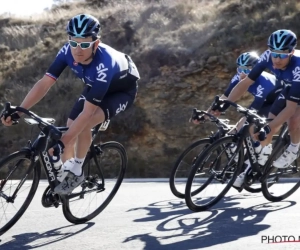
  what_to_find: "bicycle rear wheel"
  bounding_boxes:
[169,138,212,198]
[62,142,127,224]
[185,135,244,212]
[261,140,300,202]
[0,149,40,236]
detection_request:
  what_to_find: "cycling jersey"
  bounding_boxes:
[46,42,140,106]
[248,49,300,103]
[224,71,283,111]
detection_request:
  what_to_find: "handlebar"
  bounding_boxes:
[211,95,266,128]
[191,108,230,128]
[2,102,62,140]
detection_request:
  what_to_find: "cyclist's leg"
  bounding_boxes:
[60,86,92,163]
[61,118,76,162]
[55,89,137,194]
[287,106,300,144]
[233,102,278,189]
[273,106,300,168]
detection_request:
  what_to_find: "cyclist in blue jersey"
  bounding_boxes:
[1,14,140,194]
[224,29,300,187]
[195,51,282,134]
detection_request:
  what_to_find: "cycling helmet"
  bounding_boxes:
[236,52,259,67]
[267,29,297,52]
[67,14,101,39]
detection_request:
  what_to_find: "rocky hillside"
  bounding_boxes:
[0,0,299,177]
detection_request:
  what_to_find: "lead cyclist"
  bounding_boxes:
[1,14,140,195]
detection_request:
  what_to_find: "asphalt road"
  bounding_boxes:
[1,179,300,250]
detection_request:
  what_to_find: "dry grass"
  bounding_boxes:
[0,0,300,175]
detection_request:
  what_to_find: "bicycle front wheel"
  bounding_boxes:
[185,135,244,212]
[169,138,212,198]
[62,142,127,224]
[261,140,300,202]
[0,149,40,236]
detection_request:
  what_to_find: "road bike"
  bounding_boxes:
[169,109,235,198]
[185,97,300,212]
[0,103,127,236]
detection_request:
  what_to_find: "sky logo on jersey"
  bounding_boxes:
[96,63,108,82]
[116,102,128,114]
[292,66,300,82]
[258,50,271,63]
[256,85,264,98]
[57,44,69,56]
[231,74,240,83]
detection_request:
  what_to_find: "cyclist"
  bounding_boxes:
[194,51,283,164]
[1,14,140,195]
[225,29,300,188]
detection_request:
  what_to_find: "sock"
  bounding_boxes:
[287,143,300,154]
[71,157,85,176]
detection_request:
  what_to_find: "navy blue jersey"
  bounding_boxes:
[224,71,282,111]
[248,49,300,103]
[46,43,140,106]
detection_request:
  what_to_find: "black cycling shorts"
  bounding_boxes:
[69,85,137,121]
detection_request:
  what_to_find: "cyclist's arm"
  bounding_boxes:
[268,100,297,131]
[19,46,68,112]
[226,76,254,102]
[19,76,56,112]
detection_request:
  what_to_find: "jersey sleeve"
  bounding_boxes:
[223,74,240,97]
[248,50,270,82]
[45,44,69,80]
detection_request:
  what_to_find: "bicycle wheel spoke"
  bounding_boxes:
[0,150,40,236]
[262,142,300,202]
[62,142,126,224]
[169,139,212,199]
[185,135,243,212]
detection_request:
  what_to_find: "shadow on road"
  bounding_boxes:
[124,193,296,249]
[0,222,95,249]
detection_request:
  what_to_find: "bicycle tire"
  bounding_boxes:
[0,149,40,236]
[62,141,127,224]
[185,135,244,212]
[261,140,300,202]
[169,138,212,198]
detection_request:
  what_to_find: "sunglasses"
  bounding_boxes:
[237,67,251,74]
[270,52,290,59]
[69,40,97,49]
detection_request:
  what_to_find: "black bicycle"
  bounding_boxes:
[0,103,127,236]
[185,97,300,212]
[169,109,235,198]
